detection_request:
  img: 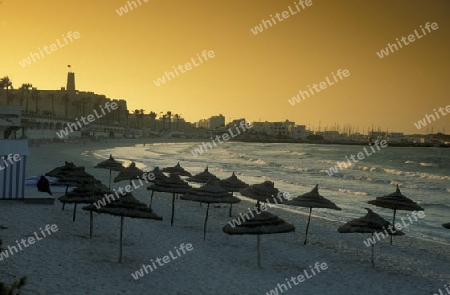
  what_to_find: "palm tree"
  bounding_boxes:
[139,109,145,130]
[20,83,32,113]
[166,111,172,130]
[0,76,13,105]
[19,85,26,109]
[134,110,140,128]
[149,111,157,129]
[161,114,166,130]
[174,114,181,131]
[31,89,40,114]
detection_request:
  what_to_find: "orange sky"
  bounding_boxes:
[1,0,449,134]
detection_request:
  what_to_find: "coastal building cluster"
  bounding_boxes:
[0,72,448,146]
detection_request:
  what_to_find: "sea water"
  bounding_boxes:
[93,142,450,243]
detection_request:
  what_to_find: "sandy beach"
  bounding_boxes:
[1,139,449,295]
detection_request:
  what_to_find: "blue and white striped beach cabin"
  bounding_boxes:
[0,139,29,199]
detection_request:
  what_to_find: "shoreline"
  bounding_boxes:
[2,138,448,294]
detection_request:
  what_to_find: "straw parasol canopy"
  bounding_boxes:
[46,161,101,210]
[46,161,98,186]
[186,167,220,184]
[147,173,192,226]
[218,172,249,217]
[94,154,124,189]
[338,208,404,266]
[82,193,162,263]
[161,162,192,177]
[223,207,295,268]
[113,162,144,184]
[147,166,168,183]
[285,184,341,245]
[443,223,450,229]
[367,185,424,244]
[59,181,111,227]
[180,180,240,240]
[240,181,286,206]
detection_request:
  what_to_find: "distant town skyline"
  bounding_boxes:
[1,0,449,134]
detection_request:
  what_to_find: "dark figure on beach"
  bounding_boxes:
[37,176,52,196]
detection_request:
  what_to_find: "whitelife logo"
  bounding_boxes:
[18,31,81,68]
[250,0,313,35]
[288,69,350,106]
[0,224,58,261]
[55,101,118,139]
[376,22,439,58]
[153,50,215,87]
[115,0,149,16]
[413,104,450,130]
[227,192,291,228]
[0,154,21,171]
[363,211,425,247]
[265,262,328,295]
[131,243,193,280]
[325,140,388,176]
[190,120,252,157]
[93,172,155,209]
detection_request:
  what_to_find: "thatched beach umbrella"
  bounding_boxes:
[46,162,96,189]
[113,162,144,185]
[285,184,341,245]
[147,166,168,183]
[59,181,111,237]
[82,193,162,263]
[368,185,424,244]
[94,154,124,189]
[240,181,287,207]
[338,208,404,266]
[218,172,249,217]
[223,206,295,268]
[186,167,220,184]
[162,162,192,177]
[45,161,79,178]
[181,180,240,240]
[145,166,168,206]
[147,174,192,226]
[46,162,100,210]
[443,223,450,229]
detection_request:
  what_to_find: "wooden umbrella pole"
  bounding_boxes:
[171,193,175,227]
[257,234,261,268]
[203,203,210,241]
[72,203,77,222]
[390,209,397,245]
[62,185,69,211]
[119,216,124,263]
[89,211,93,239]
[304,207,312,245]
[228,191,234,217]
[149,190,155,207]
